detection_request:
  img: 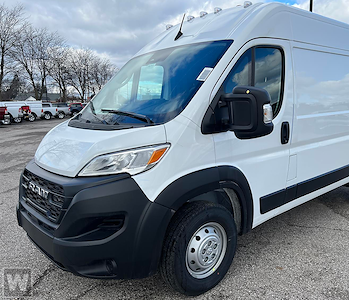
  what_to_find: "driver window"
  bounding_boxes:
[222,46,283,117]
[137,65,164,100]
[224,49,252,93]
[254,48,283,114]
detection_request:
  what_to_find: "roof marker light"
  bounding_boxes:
[244,1,252,8]
[214,7,222,14]
[200,11,208,18]
[166,24,173,30]
[187,15,195,22]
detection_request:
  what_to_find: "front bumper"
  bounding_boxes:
[1,115,10,125]
[17,160,173,279]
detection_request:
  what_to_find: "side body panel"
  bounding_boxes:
[289,42,349,189]
[212,39,294,228]
[261,41,349,220]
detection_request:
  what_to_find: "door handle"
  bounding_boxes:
[281,122,290,144]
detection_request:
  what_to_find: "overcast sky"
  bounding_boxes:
[2,0,349,67]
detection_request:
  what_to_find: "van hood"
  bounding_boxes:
[34,121,167,177]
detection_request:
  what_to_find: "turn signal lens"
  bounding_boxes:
[147,148,167,165]
[263,104,273,124]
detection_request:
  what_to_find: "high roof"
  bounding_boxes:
[136,2,349,57]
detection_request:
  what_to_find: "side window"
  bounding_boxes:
[255,48,283,114]
[224,49,252,93]
[137,65,164,100]
[222,46,283,117]
[116,74,133,105]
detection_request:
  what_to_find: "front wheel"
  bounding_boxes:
[160,202,237,296]
[13,117,22,123]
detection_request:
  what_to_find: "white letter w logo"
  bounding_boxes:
[6,273,29,291]
[3,269,32,297]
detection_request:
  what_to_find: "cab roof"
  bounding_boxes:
[136,2,349,56]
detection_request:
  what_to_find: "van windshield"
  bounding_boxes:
[69,40,232,129]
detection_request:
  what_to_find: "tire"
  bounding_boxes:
[44,112,51,120]
[160,201,237,296]
[57,112,65,119]
[28,114,36,122]
[13,117,22,123]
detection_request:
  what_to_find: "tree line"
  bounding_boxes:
[0,4,117,102]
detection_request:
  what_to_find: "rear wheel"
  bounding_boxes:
[28,114,36,122]
[57,112,65,119]
[44,112,51,120]
[160,201,237,296]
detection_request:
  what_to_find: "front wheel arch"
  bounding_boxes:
[154,166,253,235]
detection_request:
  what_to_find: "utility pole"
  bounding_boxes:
[310,0,313,12]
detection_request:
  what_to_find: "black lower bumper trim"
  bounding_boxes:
[17,161,173,279]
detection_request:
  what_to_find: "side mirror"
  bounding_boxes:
[221,86,274,139]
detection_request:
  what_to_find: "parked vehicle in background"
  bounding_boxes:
[41,103,58,120]
[21,105,34,122]
[69,103,84,116]
[0,102,24,123]
[54,103,69,119]
[0,106,11,125]
[26,101,43,122]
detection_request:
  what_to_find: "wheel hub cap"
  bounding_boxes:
[186,222,227,279]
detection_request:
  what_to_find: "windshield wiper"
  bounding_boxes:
[101,109,154,125]
[89,102,111,125]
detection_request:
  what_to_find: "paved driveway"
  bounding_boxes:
[0,119,348,299]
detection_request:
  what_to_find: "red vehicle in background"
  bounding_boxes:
[21,105,35,122]
[0,106,11,125]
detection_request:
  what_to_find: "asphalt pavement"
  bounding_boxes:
[0,118,349,300]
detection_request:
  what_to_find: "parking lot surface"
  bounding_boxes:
[0,119,349,300]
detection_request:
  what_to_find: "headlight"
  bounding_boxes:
[78,144,170,177]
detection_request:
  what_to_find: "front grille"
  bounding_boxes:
[22,169,65,223]
[23,169,64,195]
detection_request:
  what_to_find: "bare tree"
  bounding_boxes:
[90,57,117,92]
[67,48,95,100]
[0,4,26,100]
[47,46,70,102]
[11,26,64,100]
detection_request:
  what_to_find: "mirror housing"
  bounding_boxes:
[222,86,274,139]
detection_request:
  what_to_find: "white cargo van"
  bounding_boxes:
[17,2,349,296]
